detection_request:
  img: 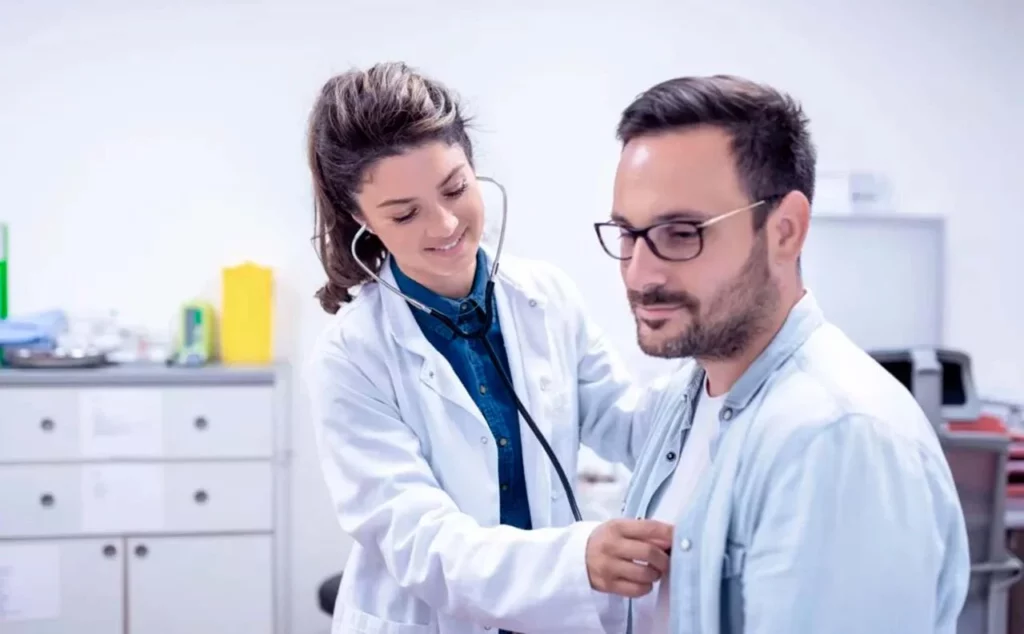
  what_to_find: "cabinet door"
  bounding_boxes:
[0,538,124,634]
[125,535,272,634]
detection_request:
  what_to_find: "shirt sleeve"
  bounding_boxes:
[742,414,970,634]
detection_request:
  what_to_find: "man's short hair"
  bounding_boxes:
[617,75,817,228]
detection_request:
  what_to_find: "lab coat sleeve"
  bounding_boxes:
[552,266,661,470]
[742,414,970,634]
[308,342,612,634]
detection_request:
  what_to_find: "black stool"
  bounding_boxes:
[318,573,342,615]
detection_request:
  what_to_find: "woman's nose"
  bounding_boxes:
[426,206,460,238]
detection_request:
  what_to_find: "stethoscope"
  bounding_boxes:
[351,176,583,523]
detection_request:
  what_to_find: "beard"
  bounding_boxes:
[629,234,780,360]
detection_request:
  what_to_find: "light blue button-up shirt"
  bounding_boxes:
[622,290,970,634]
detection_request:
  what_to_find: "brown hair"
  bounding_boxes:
[307,61,474,313]
[617,75,816,229]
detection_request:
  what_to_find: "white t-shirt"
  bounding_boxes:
[633,381,724,634]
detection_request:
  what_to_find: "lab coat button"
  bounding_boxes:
[666,451,677,461]
[679,538,692,551]
[480,437,489,444]
[539,377,551,391]
[529,299,538,307]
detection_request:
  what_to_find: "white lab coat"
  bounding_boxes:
[306,251,656,634]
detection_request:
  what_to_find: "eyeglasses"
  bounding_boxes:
[593,198,777,262]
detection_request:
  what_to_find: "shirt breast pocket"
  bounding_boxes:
[720,542,746,634]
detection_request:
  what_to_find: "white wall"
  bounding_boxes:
[1,1,1021,632]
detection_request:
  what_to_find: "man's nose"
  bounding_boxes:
[623,239,668,289]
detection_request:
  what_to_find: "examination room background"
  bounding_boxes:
[1,1,1022,632]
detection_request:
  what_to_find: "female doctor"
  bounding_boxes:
[305,61,672,634]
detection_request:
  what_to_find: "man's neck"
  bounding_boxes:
[700,288,805,397]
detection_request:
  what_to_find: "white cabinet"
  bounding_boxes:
[0,365,290,634]
[0,538,124,634]
[126,535,273,634]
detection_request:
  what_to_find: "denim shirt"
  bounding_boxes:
[391,250,533,532]
[622,291,970,634]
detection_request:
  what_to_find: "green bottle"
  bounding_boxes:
[0,223,8,319]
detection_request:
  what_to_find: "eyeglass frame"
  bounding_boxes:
[593,194,786,262]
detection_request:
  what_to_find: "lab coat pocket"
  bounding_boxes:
[334,605,434,634]
[720,542,746,634]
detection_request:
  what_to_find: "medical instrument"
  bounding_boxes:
[174,301,216,366]
[351,176,583,523]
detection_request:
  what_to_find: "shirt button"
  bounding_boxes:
[679,538,692,551]
[498,437,508,447]
[722,408,733,421]
[479,385,488,395]
[461,302,470,311]
[500,483,509,491]
[666,451,677,461]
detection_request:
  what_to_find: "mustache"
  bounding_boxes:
[628,286,699,312]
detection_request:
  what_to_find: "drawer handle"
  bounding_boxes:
[103,544,117,558]
[40,493,55,507]
[194,489,209,504]
[194,416,208,430]
[135,544,148,558]
[40,418,55,432]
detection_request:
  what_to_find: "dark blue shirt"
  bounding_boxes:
[391,250,533,533]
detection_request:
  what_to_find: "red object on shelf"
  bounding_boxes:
[948,414,1024,497]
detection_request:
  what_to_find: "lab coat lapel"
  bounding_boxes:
[492,274,554,528]
[378,262,487,430]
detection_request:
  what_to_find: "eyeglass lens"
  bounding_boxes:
[597,222,702,261]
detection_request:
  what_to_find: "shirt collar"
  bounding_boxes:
[724,289,824,409]
[390,249,490,341]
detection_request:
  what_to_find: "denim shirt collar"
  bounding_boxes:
[680,290,825,462]
[721,289,825,412]
[389,249,490,342]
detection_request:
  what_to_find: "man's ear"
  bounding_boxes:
[768,191,810,265]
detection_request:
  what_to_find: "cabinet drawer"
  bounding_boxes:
[162,386,274,459]
[0,462,272,538]
[162,462,273,533]
[0,385,274,462]
[0,388,82,463]
[0,464,82,537]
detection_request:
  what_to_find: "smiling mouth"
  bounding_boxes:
[427,229,466,253]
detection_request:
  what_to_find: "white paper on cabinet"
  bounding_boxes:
[78,389,165,457]
[81,464,166,533]
[0,543,61,622]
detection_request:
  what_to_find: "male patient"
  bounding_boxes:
[595,75,971,633]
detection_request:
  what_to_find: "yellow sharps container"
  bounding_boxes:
[220,262,274,365]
